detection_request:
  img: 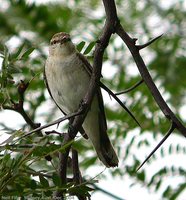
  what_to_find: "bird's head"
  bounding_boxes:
[49,32,76,57]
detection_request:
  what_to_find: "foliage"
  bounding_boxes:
[0,0,186,199]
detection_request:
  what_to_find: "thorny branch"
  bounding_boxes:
[2,0,184,199]
[52,0,185,198]
[100,1,185,171]
[137,122,176,171]
[54,1,120,199]
[116,24,186,136]
[100,82,141,127]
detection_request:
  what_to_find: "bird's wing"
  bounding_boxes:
[77,53,107,131]
[44,67,66,116]
[76,53,92,76]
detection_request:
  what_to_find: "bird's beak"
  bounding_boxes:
[61,35,71,44]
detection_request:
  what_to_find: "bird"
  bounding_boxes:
[44,32,119,167]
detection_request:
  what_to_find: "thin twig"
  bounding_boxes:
[136,34,163,50]
[100,82,141,127]
[45,130,64,136]
[3,80,40,130]
[72,149,82,184]
[116,24,186,136]
[115,79,144,95]
[137,122,176,171]
[17,80,40,129]
[92,183,125,200]
[72,149,86,200]
[19,110,82,140]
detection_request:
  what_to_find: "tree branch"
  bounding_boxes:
[72,149,86,200]
[3,80,40,130]
[100,82,141,127]
[137,122,176,171]
[55,0,120,198]
[72,149,82,184]
[92,183,125,200]
[115,79,144,95]
[116,24,186,136]
[55,0,185,198]
[20,110,83,139]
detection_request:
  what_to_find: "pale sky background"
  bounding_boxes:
[0,0,186,199]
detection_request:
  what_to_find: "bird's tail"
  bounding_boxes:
[83,94,119,167]
[84,126,119,167]
[95,136,119,168]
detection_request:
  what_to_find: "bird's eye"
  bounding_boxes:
[51,40,57,45]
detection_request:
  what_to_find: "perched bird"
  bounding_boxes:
[44,32,118,167]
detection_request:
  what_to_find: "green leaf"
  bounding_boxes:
[21,47,35,59]
[81,157,96,168]
[76,41,86,52]
[13,43,25,59]
[171,166,175,174]
[83,41,95,55]
[3,153,11,163]
[44,190,52,196]
[8,65,22,74]
[14,154,24,167]
[163,186,171,198]
[0,130,23,145]
[137,171,145,181]
[52,172,61,187]
[30,69,36,77]
[32,144,62,157]
[68,184,93,197]
[160,148,164,157]
[176,144,180,153]
[39,175,49,187]
[170,183,186,200]
[30,179,37,190]
[168,144,173,154]
[1,46,9,88]
[16,183,24,193]
[155,179,162,191]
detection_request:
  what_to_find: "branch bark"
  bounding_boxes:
[55,0,186,197]
[3,80,40,130]
[115,24,186,136]
[55,0,119,198]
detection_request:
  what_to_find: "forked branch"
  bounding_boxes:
[100,82,141,127]
[116,24,186,136]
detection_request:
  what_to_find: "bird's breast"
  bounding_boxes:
[45,54,90,114]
